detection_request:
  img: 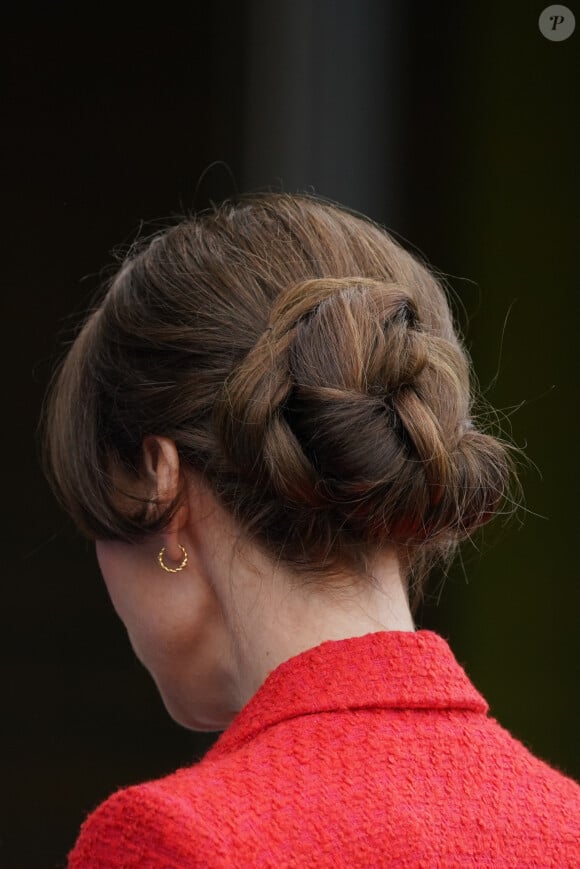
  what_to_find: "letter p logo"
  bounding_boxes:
[539,5,576,40]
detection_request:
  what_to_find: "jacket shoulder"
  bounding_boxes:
[66,778,222,869]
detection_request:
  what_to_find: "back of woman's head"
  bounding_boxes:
[42,192,516,611]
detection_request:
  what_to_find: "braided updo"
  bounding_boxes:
[43,193,516,611]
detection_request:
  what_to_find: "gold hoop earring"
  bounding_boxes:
[157,544,188,573]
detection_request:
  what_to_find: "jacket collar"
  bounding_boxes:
[204,630,488,760]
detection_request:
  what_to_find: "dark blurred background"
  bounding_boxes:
[4,2,579,866]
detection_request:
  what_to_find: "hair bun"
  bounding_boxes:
[215,278,423,488]
[214,274,511,547]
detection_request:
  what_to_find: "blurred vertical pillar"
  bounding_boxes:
[241,0,405,223]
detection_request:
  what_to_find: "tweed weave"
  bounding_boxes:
[67,630,580,867]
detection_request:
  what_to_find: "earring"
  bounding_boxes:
[157,543,188,573]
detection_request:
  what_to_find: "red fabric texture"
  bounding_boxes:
[67,630,580,867]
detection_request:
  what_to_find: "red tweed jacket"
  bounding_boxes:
[67,630,580,867]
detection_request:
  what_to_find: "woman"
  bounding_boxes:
[43,193,579,867]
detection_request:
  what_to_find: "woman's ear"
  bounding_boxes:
[142,436,180,501]
[142,436,190,541]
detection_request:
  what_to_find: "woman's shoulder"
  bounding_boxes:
[66,765,225,869]
[66,719,580,868]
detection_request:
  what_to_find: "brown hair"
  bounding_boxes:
[42,192,517,611]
